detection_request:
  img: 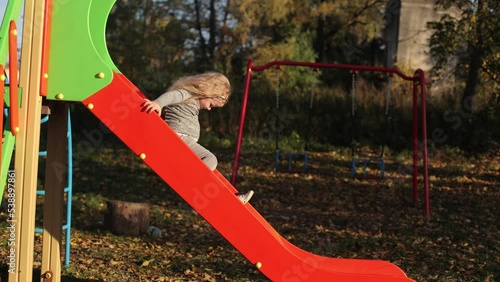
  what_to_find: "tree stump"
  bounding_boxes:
[104,200,150,236]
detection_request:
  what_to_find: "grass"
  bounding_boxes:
[0,135,499,281]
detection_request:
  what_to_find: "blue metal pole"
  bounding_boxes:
[64,107,73,266]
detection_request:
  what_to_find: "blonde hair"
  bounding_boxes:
[169,72,232,105]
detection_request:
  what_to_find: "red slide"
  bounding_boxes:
[83,72,415,282]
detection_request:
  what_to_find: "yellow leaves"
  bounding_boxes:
[396,242,406,250]
[238,0,294,26]
[141,258,154,267]
[485,274,496,282]
[311,2,337,19]
[154,18,169,29]
[28,145,500,281]
[202,273,216,281]
[315,224,325,232]
[151,277,169,282]
[109,260,120,266]
[412,237,426,245]
[182,265,219,281]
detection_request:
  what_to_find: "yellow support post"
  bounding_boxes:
[10,0,46,281]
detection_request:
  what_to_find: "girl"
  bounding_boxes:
[142,72,254,204]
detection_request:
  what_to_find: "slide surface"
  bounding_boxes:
[82,72,414,282]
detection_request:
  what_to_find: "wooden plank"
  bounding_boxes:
[41,101,67,282]
[10,0,46,281]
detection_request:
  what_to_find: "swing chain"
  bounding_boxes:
[310,68,317,109]
[385,75,392,115]
[275,66,280,110]
[351,70,356,116]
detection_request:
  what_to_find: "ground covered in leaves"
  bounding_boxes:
[1,140,499,281]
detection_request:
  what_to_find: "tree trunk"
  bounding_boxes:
[462,49,481,113]
[315,17,325,62]
[462,0,486,114]
[104,200,150,236]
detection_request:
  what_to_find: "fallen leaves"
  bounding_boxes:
[0,146,498,282]
[141,258,154,267]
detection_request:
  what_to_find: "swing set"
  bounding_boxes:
[273,66,317,173]
[350,70,393,179]
[231,59,430,218]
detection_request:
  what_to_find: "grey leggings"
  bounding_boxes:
[180,136,217,170]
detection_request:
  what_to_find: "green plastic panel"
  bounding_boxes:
[47,0,119,101]
[0,0,22,197]
[1,119,16,200]
[0,0,23,65]
[89,0,120,73]
[3,87,23,107]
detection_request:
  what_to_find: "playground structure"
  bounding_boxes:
[230,59,430,216]
[1,0,418,281]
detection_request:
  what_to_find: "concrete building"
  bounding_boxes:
[385,0,461,72]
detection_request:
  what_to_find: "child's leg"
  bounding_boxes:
[181,136,217,170]
[181,136,253,204]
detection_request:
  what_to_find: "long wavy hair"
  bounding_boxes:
[168,72,232,105]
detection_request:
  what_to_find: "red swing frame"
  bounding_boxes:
[230,59,430,219]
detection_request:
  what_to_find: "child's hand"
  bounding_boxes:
[142,99,161,115]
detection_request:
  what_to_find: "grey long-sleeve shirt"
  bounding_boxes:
[154,89,201,141]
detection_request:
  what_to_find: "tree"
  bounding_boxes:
[428,0,499,113]
[310,0,387,64]
[103,0,395,135]
[107,0,193,94]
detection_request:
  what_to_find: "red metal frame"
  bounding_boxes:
[230,59,430,219]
